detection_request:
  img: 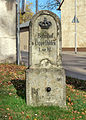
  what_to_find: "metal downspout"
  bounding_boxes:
[75,0,77,54]
[36,0,38,13]
[17,0,20,65]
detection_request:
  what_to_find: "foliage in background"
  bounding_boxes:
[20,1,33,24]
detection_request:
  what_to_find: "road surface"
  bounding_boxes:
[21,51,86,80]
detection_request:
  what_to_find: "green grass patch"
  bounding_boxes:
[0,64,86,120]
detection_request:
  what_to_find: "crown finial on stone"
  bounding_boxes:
[39,17,52,29]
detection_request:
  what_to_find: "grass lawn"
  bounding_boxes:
[0,64,86,120]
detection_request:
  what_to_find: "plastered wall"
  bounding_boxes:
[0,0,16,63]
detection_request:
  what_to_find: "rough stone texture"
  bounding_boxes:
[61,0,86,48]
[0,0,16,63]
[26,68,66,107]
[26,10,66,107]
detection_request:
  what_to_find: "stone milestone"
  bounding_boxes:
[26,10,66,107]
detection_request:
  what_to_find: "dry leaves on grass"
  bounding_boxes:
[9,116,13,120]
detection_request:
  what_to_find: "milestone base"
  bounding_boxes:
[26,67,66,107]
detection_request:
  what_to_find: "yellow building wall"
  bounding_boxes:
[20,28,29,52]
[20,28,29,65]
[61,0,86,49]
[77,0,86,47]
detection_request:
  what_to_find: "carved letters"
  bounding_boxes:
[33,31,56,52]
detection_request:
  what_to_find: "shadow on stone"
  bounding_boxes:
[11,79,26,100]
[66,76,86,91]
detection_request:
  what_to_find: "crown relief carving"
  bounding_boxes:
[38,17,52,29]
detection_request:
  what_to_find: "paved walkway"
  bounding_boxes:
[62,52,86,80]
[21,51,86,80]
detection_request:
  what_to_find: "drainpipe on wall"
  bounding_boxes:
[75,0,77,54]
[17,0,20,65]
[36,0,38,13]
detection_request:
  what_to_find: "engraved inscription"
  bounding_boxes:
[39,47,52,52]
[34,30,56,53]
[31,88,39,104]
[38,33,53,38]
[35,40,56,46]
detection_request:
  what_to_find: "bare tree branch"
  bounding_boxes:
[57,0,64,10]
[40,0,60,10]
